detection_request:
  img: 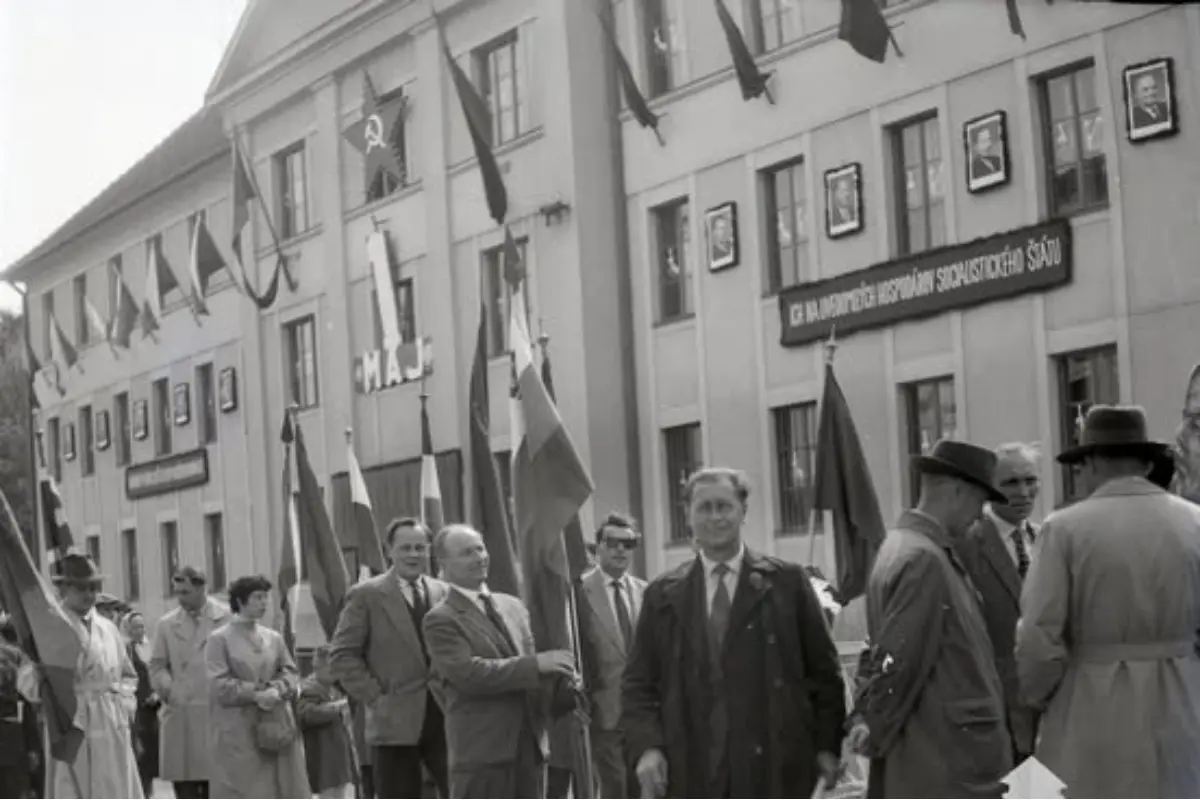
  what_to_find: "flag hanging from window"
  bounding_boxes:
[230,139,295,308]
[1006,0,1026,40]
[140,239,165,338]
[838,0,900,63]
[111,275,140,349]
[346,435,385,579]
[231,142,256,264]
[592,6,663,143]
[48,314,78,375]
[714,0,772,101]
[189,216,238,312]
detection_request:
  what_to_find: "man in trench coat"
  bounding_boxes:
[150,567,230,799]
[622,467,845,798]
[854,440,1012,798]
[1016,405,1200,797]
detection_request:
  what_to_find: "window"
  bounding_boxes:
[751,0,803,54]
[474,31,527,146]
[664,423,703,544]
[160,521,179,597]
[205,513,227,592]
[482,239,529,357]
[372,276,418,347]
[764,159,810,292]
[285,316,320,409]
[108,256,123,315]
[643,0,686,97]
[86,535,101,569]
[366,89,409,201]
[46,417,61,482]
[73,274,89,345]
[494,450,514,525]
[893,115,945,256]
[41,291,54,357]
[1057,346,1118,503]
[903,376,957,502]
[114,392,131,467]
[79,405,94,477]
[654,199,692,323]
[773,402,819,535]
[197,363,217,444]
[275,142,309,239]
[152,378,172,456]
[1041,63,1107,215]
[122,528,140,601]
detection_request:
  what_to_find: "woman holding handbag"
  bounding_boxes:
[205,575,310,799]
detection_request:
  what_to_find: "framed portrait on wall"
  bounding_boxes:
[1123,57,1178,143]
[824,163,863,239]
[174,383,191,426]
[95,410,111,451]
[963,110,1011,193]
[704,202,739,272]
[219,367,239,413]
[132,399,149,441]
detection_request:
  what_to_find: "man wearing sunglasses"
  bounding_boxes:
[578,512,646,798]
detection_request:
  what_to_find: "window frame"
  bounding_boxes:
[1056,345,1119,505]
[205,512,227,592]
[122,528,140,601]
[114,392,131,467]
[46,417,61,482]
[152,378,172,457]
[197,363,218,445]
[372,273,418,348]
[750,0,803,54]
[474,30,524,147]
[275,141,310,240]
[284,315,320,410]
[482,239,530,358]
[663,423,703,545]
[643,0,686,97]
[902,375,958,503]
[772,401,820,536]
[892,114,945,257]
[653,198,692,324]
[1039,61,1109,217]
[79,404,94,477]
[86,534,101,569]
[42,291,55,357]
[160,521,179,598]
[73,274,89,346]
[763,158,810,294]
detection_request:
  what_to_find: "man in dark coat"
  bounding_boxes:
[622,466,845,798]
[852,440,1013,798]
[957,442,1042,765]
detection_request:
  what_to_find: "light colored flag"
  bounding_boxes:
[347,435,384,579]
[140,241,163,338]
[48,314,79,373]
[84,298,108,343]
[420,397,444,536]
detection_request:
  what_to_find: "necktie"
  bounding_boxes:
[407,579,429,661]
[481,594,518,654]
[709,563,733,652]
[1012,524,1030,580]
[612,579,634,646]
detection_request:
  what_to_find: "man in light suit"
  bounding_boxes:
[331,518,450,798]
[579,512,647,798]
[424,523,577,799]
[958,442,1042,765]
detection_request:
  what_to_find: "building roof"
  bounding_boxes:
[4,105,230,281]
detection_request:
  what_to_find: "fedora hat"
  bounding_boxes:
[913,439,1007,504]
[1057,405,1171,465]
[52,554,104,587]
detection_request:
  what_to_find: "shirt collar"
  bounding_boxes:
[453,583,490,604]
[698,543,746,578]
[986,505,1029,539]
[393,570,423,590]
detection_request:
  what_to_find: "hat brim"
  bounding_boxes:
[52,574,105,587]
[913,455,1007,504]
[1056,440,1170,465]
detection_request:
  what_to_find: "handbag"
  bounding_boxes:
[254,696,298,754]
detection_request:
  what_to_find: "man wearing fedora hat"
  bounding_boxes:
[853,440,1012,797]
[16,553,143,798]
[1016,405,1200,797]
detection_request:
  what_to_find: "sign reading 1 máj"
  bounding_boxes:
[778,219,1072,347]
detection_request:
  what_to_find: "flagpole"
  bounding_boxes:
[233,132,297,292]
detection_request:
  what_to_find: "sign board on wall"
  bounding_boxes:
[126,448,210,500]
[778,219,1072,347]
[353,336,433,395]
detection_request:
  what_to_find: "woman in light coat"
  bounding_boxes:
[205,575,309,799]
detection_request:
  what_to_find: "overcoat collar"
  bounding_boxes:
[1091,475,1165,499]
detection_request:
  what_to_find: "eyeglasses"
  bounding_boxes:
[604,538,638,551]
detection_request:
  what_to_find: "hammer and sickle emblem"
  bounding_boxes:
[363,113,386,153]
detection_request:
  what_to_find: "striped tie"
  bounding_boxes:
[1012,524,1030,580]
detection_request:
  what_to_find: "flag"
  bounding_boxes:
[48,315,78,373]
[84,298,108,344]
[539,349,592,581]
[344,72,406,187]
[811,362,886,604]
[346,437,385,577]
[439,24,509,225]
[140,239,164,339]
[291,418,350,641]
[0,488,84,764]
[714,0,772,101]
[111,275,140,348]
[838,0,898,63]
[420,398,445,536]
[39,475,73,571]
[279,416,301,652]
[189,217,236,312]
[231,142,256,264]
[468,301,522,596]
[1006,0,1026,40]
[593,6,662,141]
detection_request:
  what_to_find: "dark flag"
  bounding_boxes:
[714,0,772,101]
[1006,0,1026,40]
[230,138,297,302]
[439,25,509,225]
[39,475,73,572]
[838,0,901,63]
[540,349,592,580]
[468,301,522,596]
[592,6,663,144]
[110,274,140,349]
[279,416,299,652]
[292,419,350,641]
[231,142,256,264]
[812,362,886,605]
[343,72,406,188]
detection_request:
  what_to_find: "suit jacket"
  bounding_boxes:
[622,548,845,798]
[423,589,554,770]
[858,511,1011,797]
[330,570,450,746]
[579,568,646,731]
[958,516,1040,757]
[970,154,1002,179]
[1132,101,1169,129]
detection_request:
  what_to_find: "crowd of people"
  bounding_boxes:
[3,402,1200,798]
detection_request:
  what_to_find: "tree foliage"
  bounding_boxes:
[0,309,34,544]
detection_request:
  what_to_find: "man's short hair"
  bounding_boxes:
[994,441,1040,467]
[433,523,478,560]
[594,512,640,544]
[682,467,751,506]
[386,517,432,549]
[173,566,207,587]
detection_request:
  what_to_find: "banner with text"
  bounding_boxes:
[778,219,1072,347]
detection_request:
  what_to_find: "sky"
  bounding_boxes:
[0,0,246,313]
